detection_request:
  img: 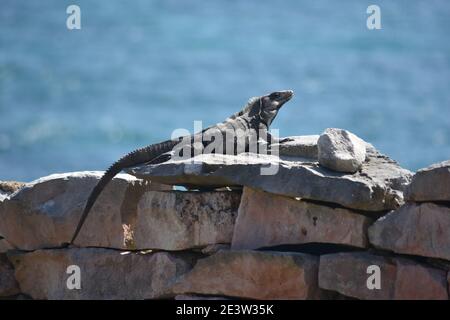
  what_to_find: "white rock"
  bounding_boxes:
[318,128,367,173]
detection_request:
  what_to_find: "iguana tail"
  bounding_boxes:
[69,139,178,245]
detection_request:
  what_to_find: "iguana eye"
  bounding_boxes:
[269,92,280,99]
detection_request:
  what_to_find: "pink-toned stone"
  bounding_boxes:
[368,203,450,261]
[319,252,448,300]
[173,250,322,300]
[126,191,240,250]
[232,187,372,250]
[405,160,450,202]
[394,258,448,300]
[8,248,195,299]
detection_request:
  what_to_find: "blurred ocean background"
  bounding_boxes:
[1,0,449,181]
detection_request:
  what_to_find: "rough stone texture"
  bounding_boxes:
[8,248,196,299]
[273,135,319,159]
[232,187,372,249]
[129,141,412,211]
[318,128,366,173]
[0,238,15,253]
[368,203,450,261]
[173,250,322,300]
[120,190,240,250]
[319,252,448,300]
[0,254,20,297]
[0,181,25,195]
[0,171,171,250]
[405,160,450,202]
[0,181,25,202]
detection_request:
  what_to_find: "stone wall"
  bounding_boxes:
[0,131,449,300]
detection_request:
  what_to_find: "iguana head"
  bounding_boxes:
[245,90,294,126]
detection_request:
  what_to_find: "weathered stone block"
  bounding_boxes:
[232,187,372,249]
[405,160,450,202]
[8,248,195,299]
[369,203,450,261]
[0,171,169,250]
[173,250,322,299]
[120,190,240,250]
[319,252,448,300]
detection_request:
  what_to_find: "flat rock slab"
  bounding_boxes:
[0,254,20,297]
[0,171,171,250]
[368,203,450,261]
[8,248,196,299]
[319,252,448,300]
[173,250,323,299]
[405,160,450,202]
[128,142,412,211]
[232,187,372,249]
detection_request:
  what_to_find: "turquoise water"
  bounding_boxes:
[1,0,450,181]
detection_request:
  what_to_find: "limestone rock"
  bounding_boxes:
[318,128,366,173]
[128,142,412,211]
[0,171,170,250]
[319,252,448,300]
[232,187,372,249]
[405,160,450,202]
[0,254,20,297]
[368,203,450,261]
[8,248,195,299]
[274,135,319,159]
[173,250,322,299]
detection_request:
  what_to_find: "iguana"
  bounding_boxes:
[69,90,294,244]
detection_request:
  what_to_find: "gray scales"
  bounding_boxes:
[69,90,294,244]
